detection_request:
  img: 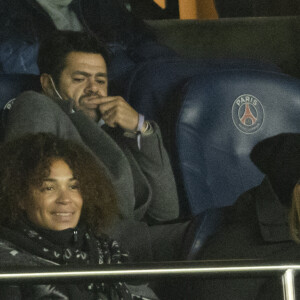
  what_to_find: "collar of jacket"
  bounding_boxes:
[23,0,84,32]
[36,0,74,7]
[33,0,90,33]
[25,0,55,21]
[254,176,291,242]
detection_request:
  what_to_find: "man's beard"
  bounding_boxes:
[78,92,102,122]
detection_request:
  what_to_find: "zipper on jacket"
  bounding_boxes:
[73,229,78,243]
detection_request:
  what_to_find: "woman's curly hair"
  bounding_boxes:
[0,133,119,232]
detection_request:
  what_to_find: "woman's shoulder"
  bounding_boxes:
[0,237,56,267]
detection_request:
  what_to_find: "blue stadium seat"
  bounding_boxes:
[125,58,281,122]
[0,74,40,107]
[176,69,300,216]
[182,208,224,260]
[0,74,40,140]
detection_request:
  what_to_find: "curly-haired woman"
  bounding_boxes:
[0,132,157,299]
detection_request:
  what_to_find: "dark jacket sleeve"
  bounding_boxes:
[4,91,83,142]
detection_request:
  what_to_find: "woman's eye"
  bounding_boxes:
[70,182,80,190]
[41,186,54,192]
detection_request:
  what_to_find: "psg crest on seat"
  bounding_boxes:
[232,94,264,134]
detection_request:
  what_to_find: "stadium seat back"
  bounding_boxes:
[0,74,40,140]
[177,70,300,215]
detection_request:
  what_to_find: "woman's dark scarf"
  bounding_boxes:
[0,219,140,300]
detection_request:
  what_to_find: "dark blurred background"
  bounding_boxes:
[124,0,300,20]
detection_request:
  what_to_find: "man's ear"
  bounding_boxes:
[40,73,54,97]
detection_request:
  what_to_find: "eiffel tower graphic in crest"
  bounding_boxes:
[239,103,257,126]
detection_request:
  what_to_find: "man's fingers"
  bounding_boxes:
[98,100,117,115]
[94,96,118,105]
[102,109,118,127]
[92,96,139,131]
[98,97,130,118]
[80,96,117,108]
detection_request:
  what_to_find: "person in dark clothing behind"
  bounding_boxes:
[0,132,157,300]
[0,0,176,77]
[188,133,300,300]
[0,0,275,123]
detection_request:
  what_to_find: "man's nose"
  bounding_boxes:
[85,79,99,93]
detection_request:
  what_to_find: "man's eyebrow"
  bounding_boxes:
[95,72,107,77]
[72,71,107,77]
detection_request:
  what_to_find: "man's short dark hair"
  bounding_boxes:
[38,30,111,84]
